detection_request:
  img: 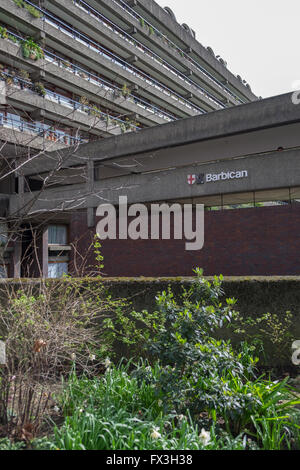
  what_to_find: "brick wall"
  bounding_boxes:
[69,204,300,277]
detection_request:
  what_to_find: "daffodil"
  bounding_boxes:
[150,427,161,439]
[104,357,112,368]
[199,428,211,446]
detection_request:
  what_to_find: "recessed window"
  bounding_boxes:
[0,222,8,245]
[48,225,67,245]
[47,225,69,278]
[48,262,68,278]
[0,265,7,278]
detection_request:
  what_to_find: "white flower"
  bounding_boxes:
[178,414,186,421]
[53,406,60,413]
[70,353,76,361]
[150,427,161,440]
[199,428,211,446]
[89,354,96,361]
[104,357,112,368]
[158,400,163,407]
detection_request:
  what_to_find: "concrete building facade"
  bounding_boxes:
[2,0,299,278]
[1,91,300,278]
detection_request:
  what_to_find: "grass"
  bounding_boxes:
[27,363,297,451]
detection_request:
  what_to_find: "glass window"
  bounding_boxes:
[0,265,7,278]
[48,262,68,278]
[48,225,67,245]
[0,222,8,245]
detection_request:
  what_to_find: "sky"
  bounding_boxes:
[156,0,299,98]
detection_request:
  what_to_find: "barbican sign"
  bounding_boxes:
[187,170,248,185]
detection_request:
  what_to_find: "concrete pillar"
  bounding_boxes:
[42,226,48,278]
[87,160,95,228]
[13,239,22,278]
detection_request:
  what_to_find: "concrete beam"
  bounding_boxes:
[18,92,300,176]
[8,148,300,216]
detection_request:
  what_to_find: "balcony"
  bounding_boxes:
[46,0,228,109]
[0,29,184,122]
[0,0,206,115]
[0,114,85,150]
[87,0,251,103]
[1,70,141,136]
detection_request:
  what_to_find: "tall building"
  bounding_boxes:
[0,0,261,278]
[0,0,257,154]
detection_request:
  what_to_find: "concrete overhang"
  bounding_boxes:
[20,92,300,177]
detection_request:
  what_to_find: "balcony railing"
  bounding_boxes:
[0,28,176,122]
[109,0,248,104]
[44,51,176,122]
[0,114,86,146]
[71,0,225,108]
[1,71,141,132]
[9,0,206,114]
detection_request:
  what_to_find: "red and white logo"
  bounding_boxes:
[187,174,196,185]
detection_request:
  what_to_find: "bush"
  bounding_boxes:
[0,278,121,438]
[129,269,300,442]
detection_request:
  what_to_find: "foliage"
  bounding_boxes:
[232,310,295,367]
[79,95,89,106]
[34,81,46,97]
[0,26,8,40]
[125,269,300,441]
[121,83,131,98]
[0,279,122,437]
[13,0,42,18]
[21,38,44,61]
[0,437,25,450]
[36,364,253,450]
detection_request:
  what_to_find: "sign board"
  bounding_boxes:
[0,340,6,365]
[187,170,248,185]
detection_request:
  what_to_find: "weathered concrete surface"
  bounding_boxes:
[20,92,300,176]
[0,340,6,365]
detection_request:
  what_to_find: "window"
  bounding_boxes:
[0,222,8,245]
[48,225,67,245]
[47,224,69,278]
[0,265,7,278]
[48,262,68,278]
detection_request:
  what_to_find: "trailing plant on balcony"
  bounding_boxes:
[90,105,101,118]
[19,69,30,81]
[13,0,25,7]
[0,27,8,40]
[139,18,145,28]
[8,34,18,44]
[21,38,44,61]
[5,76,13,86]
[119,122,126,134]
[79,96,89,106]
[13,0,42,19]
[121,83,131,98]
[34,81,46,97]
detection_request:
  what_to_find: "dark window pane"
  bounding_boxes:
[48,225,67,245]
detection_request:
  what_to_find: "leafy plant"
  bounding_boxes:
[21,38,44,61]
[121,83,131,98]
[0,27,8,40]
[34,81,46,97]
[13,0,42,18]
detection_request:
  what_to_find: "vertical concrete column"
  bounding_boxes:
[42,226,48,278]
[86,160,95,228]
[13,239,22,278]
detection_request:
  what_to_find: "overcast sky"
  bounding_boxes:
[156,0,299,98]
